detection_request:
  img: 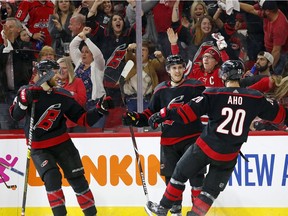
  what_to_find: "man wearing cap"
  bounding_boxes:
[241,51,274,87]
[186,46,226,87]
[240,0,288,75]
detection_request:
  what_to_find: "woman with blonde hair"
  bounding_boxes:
[38,45,57,61]
[172,0,216,62]
[57,56,87,132]
[249,75,288,102]
[182,0,208,30]
[248,72,288,131]
[30,46,57,84]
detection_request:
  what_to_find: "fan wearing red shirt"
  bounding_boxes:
[15,0,54,49]
[187,46,224,88]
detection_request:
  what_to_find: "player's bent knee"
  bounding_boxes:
[67,175,89,193]
[43,168,62,191]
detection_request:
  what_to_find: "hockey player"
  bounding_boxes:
[146,60,286,216]
[9,60,114,216]
[122,55,206,216]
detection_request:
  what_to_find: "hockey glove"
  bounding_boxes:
[122,112,140,126]
[17,86,42,110]
[212,32,227,50]
[96,95,114,115]
[148,107,170,130]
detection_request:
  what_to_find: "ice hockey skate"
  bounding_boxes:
[170,204,182,216]
[186,211,197,216]
[146,201,169,216]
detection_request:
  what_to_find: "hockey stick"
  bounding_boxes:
[21,70,55,216]
[120,60,153,216]
[21,101,34,216]
[129,125,152,216]
[0,162,24,176]
[0,173,17,190]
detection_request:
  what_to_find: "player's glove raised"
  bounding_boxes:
[96,95,114,115]
[122,111,140,126]
[17,86,42,110]
[148,107,170,130]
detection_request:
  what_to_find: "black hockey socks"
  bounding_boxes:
[47,188,67,216]
[160,179,185,209]
[76,188,97,216]
[190,191,215,216]
[191,186,202,204]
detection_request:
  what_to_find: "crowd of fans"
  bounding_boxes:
[0,0,288,132]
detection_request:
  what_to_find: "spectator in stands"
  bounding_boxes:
[0,17,34,129]
[19,28,33,50]
[181,0,208,30]
[69,26,105,111]
[48,0,74,57]
[125,0,159,52]
[68,13,86,37]
[15,0,54,50]
[247,72,288,131]
[5,2,17,18]
[0,0,7,20]
[240,51,274,101]
[113,1,127,17]
[151,0,184,57]
[244,51,274,78]
[120,41,164,112]
[188,46,225,87]
[30,46,57,85]
[87,0,114,28]
[0,1,6,45]
[240,0,288,75]
[0,2,18,46]
[90,12,136,129]
[172,0,216,63]
[38,45,57,61]
[213,8,248,61]
[19,29,31,43]
[80,0,95,16]
[167,27,228,88]
[57,56,87,132]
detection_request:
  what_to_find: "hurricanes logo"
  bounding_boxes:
[167,95,185,109]
[34,104,61,131]
[165,96,185,126]
[106,44,127,69]
[41,160,48,167]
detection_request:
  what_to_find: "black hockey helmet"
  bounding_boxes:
[219,60,245,81]
[165,55,186,71]
[36,59,60,77]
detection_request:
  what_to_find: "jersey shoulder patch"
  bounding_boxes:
[54,88,73,98]
[204,87,264,98]
[153,81,169,93]
[204,87,221,94]
[184,78,205,87]
[241,88,264,97]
